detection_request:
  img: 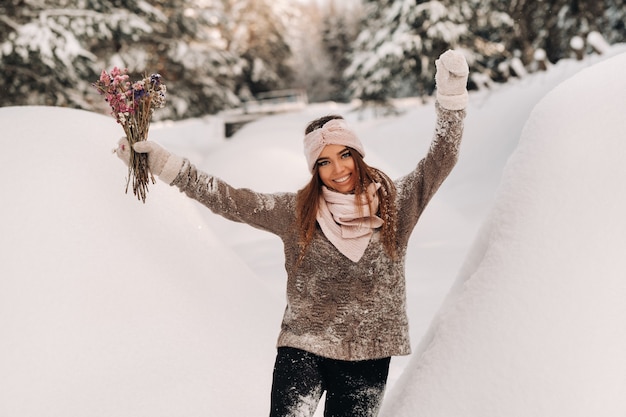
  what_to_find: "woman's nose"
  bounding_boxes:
[332,161,345,174]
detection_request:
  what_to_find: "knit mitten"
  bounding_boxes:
[115,137,183,184]
[435,50,469,110]
[133,141,184,184]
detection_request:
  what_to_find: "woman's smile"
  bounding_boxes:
[333,174,351,184]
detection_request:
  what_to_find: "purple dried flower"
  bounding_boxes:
[150,74,162,87]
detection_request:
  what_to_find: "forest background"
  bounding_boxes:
[0,0,624,120]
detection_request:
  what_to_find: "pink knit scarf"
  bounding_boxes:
[316,183,384,262]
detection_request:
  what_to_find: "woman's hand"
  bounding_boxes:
[435,50,469,110]
[114,138,182,184]
[132,140,172,177]
[114,137,171,176]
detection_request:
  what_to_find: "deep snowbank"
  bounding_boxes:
[382,52,626,417]
[0,107,280,417]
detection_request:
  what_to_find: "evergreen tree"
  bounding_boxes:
[345,0,625,102]
[2,0,624,118]
[222,0,295,97]
[460,0,513,83]
[320,1,360,103]
[0,0,299,119]
[346,0,475,102]
[126,0,242,119]
[503,0,603,63]
[485,0,625,70]
[604,0,626,45]
[0,0,157,109]
[344,0,397,102]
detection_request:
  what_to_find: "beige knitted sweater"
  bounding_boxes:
[170,103,466,361]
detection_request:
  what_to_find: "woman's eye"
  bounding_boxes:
[317,160,329,167]
[341,151,352,159]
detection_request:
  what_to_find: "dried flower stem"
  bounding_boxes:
[122,93,156,202]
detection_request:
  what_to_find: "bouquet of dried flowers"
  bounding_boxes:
[93,67,167,202]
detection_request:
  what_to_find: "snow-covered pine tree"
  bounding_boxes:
[320,0,361,103]
[222,0,295,98]
[503,0,600,64]
[3,0,622,118]
[484,0,625,73]
[131,0,242,119]
[0,0,295,119]
[344,0,401,103]
[344,0,625,102]
[345,0,472,103]
[604,0,626,45]
[85,0,244,119]
[457,0,513,83]
[0,0,157,109]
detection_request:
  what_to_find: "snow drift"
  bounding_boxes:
[0,107,280,417]
[382,53,626,417]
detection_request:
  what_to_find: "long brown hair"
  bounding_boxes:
[295,115,398,262]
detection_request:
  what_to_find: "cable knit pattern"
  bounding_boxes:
[170,102,466,360]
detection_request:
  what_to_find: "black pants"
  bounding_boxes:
[269,347,391,417]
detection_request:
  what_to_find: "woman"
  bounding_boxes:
[116,49,469,417]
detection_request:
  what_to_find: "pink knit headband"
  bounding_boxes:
[303,119,365,173]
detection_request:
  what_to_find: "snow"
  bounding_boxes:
[1,45,625,417]
[381,49,626,417]
[570,35,585,51]
[587,31,612,54]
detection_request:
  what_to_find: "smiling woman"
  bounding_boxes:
[114,49,469,417]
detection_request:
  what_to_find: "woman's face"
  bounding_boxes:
[316,144,357,194]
